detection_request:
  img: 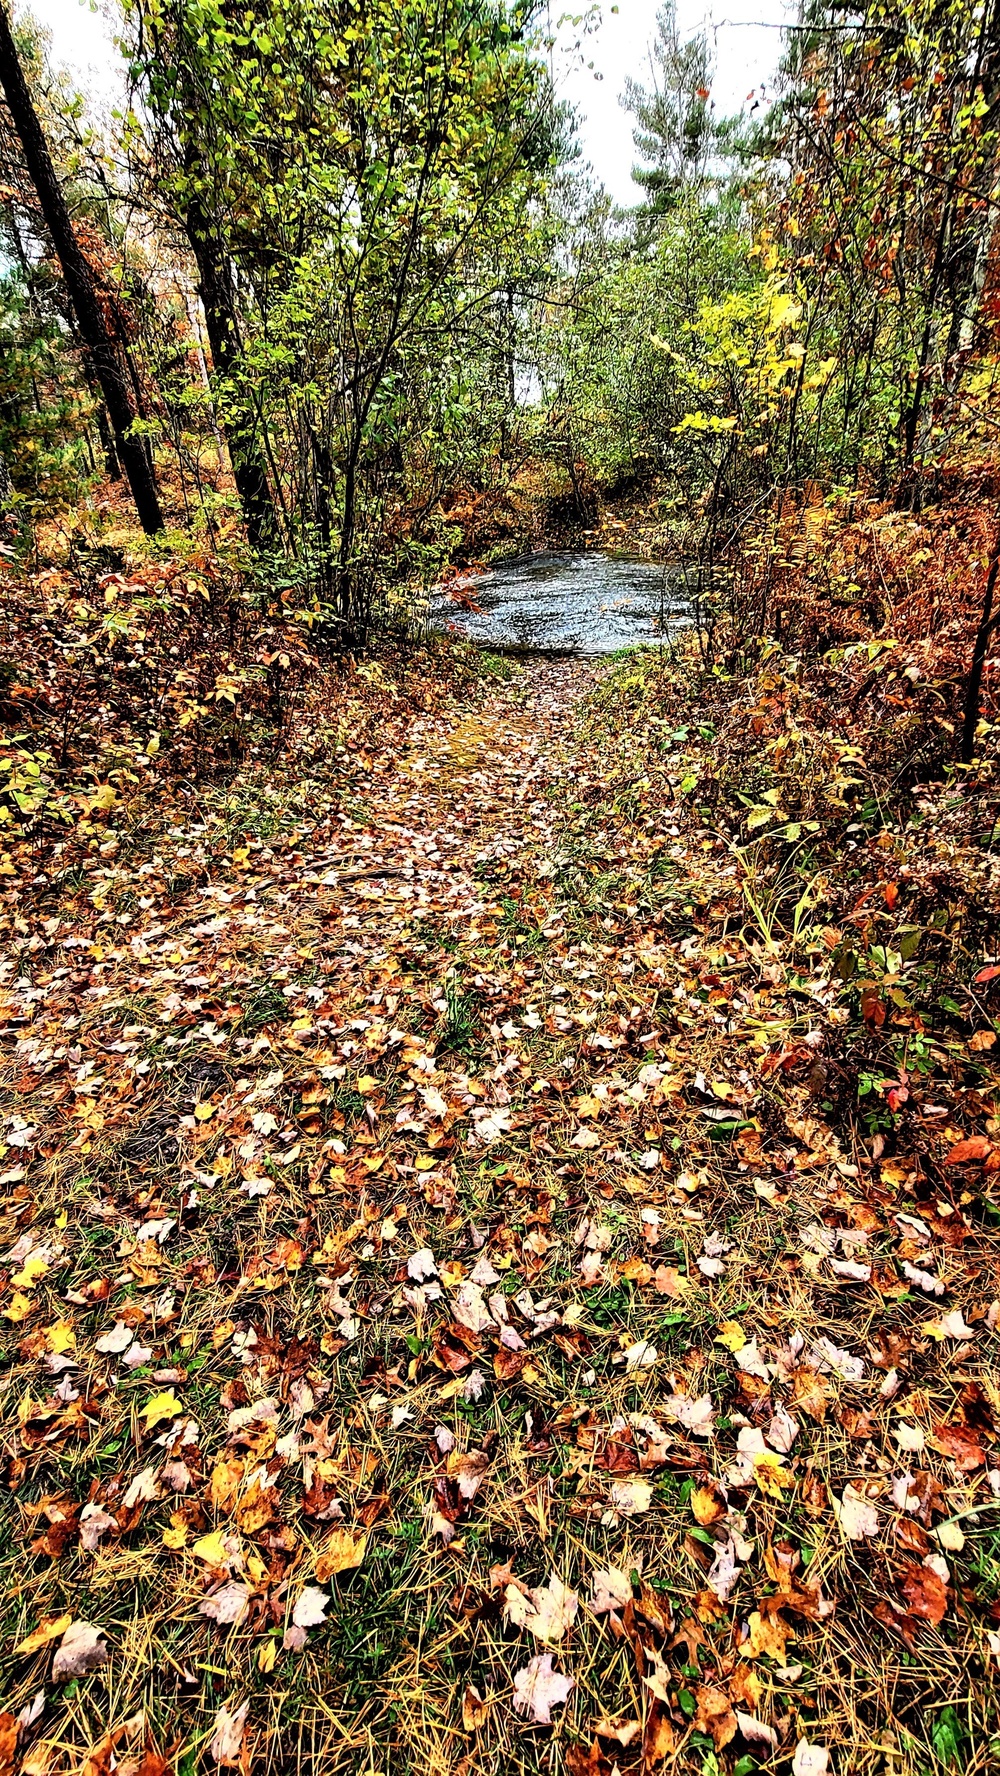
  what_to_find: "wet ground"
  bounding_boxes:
[429,549,689,654]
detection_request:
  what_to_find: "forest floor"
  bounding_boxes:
[2,634,999,1776]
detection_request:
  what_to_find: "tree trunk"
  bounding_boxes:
[184,197,277,550]
[961,533,1000,764]
[0,2,163,532]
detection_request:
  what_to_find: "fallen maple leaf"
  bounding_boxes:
[511,1653,574,1722]
[451,1281,495,1333]
[694,1685,737,1749]
[506,1572,578,1642]
[923,1308,974,1341]
[662,1391,714,1436]
[51,1620,109,1681]
[407,1248,438,1282]
[621,1337,658,1371]
[291,1586,330,1629]
[462,1684,491,1730]
[608,1477,652,1516]
[900,1560,947,1626]
[691,1483,725,1526]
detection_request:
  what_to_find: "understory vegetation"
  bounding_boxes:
[1,1,1000,1774]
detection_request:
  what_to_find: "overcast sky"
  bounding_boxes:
[22,0,796,207]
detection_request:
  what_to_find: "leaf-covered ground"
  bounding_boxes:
[2,640,999,1776]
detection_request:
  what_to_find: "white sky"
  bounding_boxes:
[22,0,796,207]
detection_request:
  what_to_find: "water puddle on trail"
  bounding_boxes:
[429,550,690,656]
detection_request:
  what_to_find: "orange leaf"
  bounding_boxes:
[945,1137,992,1165]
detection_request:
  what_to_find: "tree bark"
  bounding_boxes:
[0,2,163,533]
[184,195,277,550]
[961,532,1000,764]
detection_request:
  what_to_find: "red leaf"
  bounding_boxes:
[899,1560,947,1627]
[884,882,898,909]
[975,965,1000,983]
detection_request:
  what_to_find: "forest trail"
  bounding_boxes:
[3,646,996,1776]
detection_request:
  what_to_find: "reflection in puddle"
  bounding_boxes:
[430,550,689,655]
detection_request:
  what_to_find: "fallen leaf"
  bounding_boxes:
[792,1741,830,1776]
[15,1614,73,1656]
[506,1572,578,1643]
[462,1684,491,1730]
[199,1583,252,1626]
[291,1586,330,1629]
[141,1390,182,1430]
[691,1483,725,1525]
[736,1711,778,1750]
[944,1137,992,1165]
[209,1702,249,1767]
[316,1529,368,1580]
[900,1560,947,1626]
[834,1484,880,1540]
[51,1621,109,1682]
[608,1477,652,1517]
[512,1653,574,1723]
[591,1566,633,1614]
[621,1337,658,1371]
[693,1685,737,1749]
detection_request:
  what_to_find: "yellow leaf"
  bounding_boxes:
[315,1529,368,1580]
[415,1155,437,1171]
[258,1638,277,1673]
[753,1452,793,1497]
[11,1253,49,1289]
[356,1076,377,1093]
[16,1612,74,1654]
[745,1609,790,1662]
[141,1389,181,1429]
[162,1523,188,1550]
[715,1321,747,1353]
[45,1321,76,1354]
[192,1529,230,1566]
[194,1102,214,1122]
[4,1291,35,1323]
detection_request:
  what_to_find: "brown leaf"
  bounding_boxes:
[745,1608,790,1662]
[642,1698,676,1764]
[693,1686,737,1749]
[900,1561,948,1627]
[209,1702,249,1768]
[928,1423,985,1470]
[461,1684,491,1731]
[792,1367,831,1423]
[0,1714,18,1776]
